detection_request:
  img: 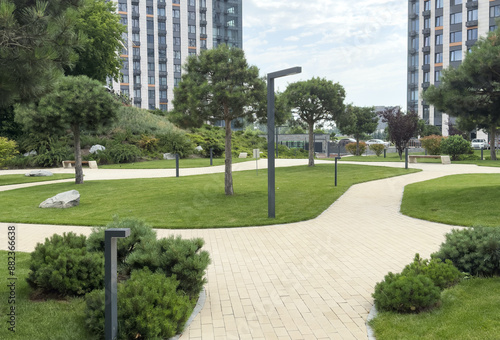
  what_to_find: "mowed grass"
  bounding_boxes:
[0,251,96,340]
[401,174,500,227]
[0,164,418,228]
[369,277,500,340]
[0,174,74,186]
[100,157,250,169]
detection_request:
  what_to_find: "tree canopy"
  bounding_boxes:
[379,107,418,159]
[282,77,345,166]
[15,75,120,183]
[423,28,500,160]
[171,44,266,195]
[338,105,378,155]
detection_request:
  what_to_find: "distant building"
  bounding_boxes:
[407,0,496,136]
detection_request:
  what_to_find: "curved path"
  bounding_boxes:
[1,160,500,339]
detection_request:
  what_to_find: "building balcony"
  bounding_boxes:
[410,30,417,37]
[133,84,141,90]
[409,83,418,90]
[159,71,167,76]
[422,28,431,35]
[132,27,140,33]
[133,55,140,61]
[158,57,166,63]
[131,10,139,18]
[408,65,418,72]
[422,10,431,17]
[422,82,430,89]
[200,33,207,38]
[157,15,166,21]
[199,7,207,12]
[134,98,141,103]
[466,20,478,27]
[466,1,478,9]
[409,48,417,54]
[422,64,430,71]
[200,20,207,26]
[422,46,431,53]
[409,13,417,19]
[133,70,141,75]
[133,41,140,46]
[466,40,477,47]
[160,85,168,91]
[157,2,165,8]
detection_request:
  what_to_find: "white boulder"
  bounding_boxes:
[39,190,80,209]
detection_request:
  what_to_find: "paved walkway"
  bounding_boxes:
[1,160,500,339]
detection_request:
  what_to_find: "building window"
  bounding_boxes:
[174,37,180,45]
[122,59,129,70]
[158,35,166,45]
[189,25,196,33]
[227,20,235,27]
[450,13,462,25]
[149,90,155,100]
[134,89,141,98]
[424,1,430,11]
[450,31,462,43]
[468,9,478,22]
[132,18,139,28]
[120,16,127,25]
[200,26,206,34]
[158,22,166,31]
[148,62,155,71]
[173,0,179,3]
[189,0,195,6]
[146,6,153,15]
[423,72,430,83]
[436,34,443,45]
[174,51,181,59]
[132,4,138,13]
[201,39,206,48]
[122,74,129,83]
[118,3,127,12]
[133,61,140,70]
[147,34,154,44]
[200,0,206,7]
[491,25,498,32]
[435,52,443,63]
[160,90,167,99]
[424,53,430,65]
[132,33,140,42]
[410,72,417,84]
[436,0,443,9]
[435,15,443,27]
[173,23,180,32]
[411,37,419,49]
[158,8,165,16]
[148,76,155,85]
[189,38,196,47]
[158,49,166,58]
[424,36,430,47]
[424,18,430,29]
[189,50,196,56]
[491,6,500,18]
[160,76,167,85]
[174,64,181,73]
[134,75,141,84]
[148,48,154,57]
[453,0,462,5]
[160,104,167,111]
[147,20,154,30]
[173,9,180,18]
[174,77,181,87]
[159,63,166,72]
[121,88,129,97]
[467,28,478,41]
[410,90,418,101]
[133,47,140,56]
[450,50,462,61]
[188,11,195,20]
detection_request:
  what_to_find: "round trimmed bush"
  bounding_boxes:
[440,135,473,161]
[401,253,462,290]
[27,232,104,296]
[372,272,441,313]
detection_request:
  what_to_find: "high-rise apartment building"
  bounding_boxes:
[111,0,242,111]
[407,0,499,135]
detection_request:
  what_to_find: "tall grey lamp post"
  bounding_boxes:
[267,66,302,218]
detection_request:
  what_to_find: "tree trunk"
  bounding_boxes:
[224,118,234,195]
[308,122,314,167]
[355,138,360,156]
[491,126,497,161]
[73,124,84,184]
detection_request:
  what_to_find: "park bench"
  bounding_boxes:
[238,152,248,158]
[62,160,98,169]
[408,155,451,165]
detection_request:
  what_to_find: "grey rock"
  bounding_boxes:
[23,150,37,157]
[163,153,176,160]
[25,170,53,177]
[89,144,106,154]
[195,145,203,151]
[39,190,80,209]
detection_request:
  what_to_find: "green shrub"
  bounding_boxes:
[0,136,18,167]
[455,153,481,161]
[372,272,441,313]
[420,135,443,155]
[109,105,180,136]
[27,232,104,296]
[432,227,500,277]
[34,144,73,167]
[126,236,211,299]
[4,154,36,169]
[87,217,157,272]
[369,143,385,157]
[85,268,192,339]
[346,142,366,156]
[401,254,462,290]
[440,135,473,161]
[106,143,142,164]
[157,131,195,158]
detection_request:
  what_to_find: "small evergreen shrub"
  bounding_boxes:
[27,232,104,296]
[440,135,473,161]
[420,134,443,155]
[34,144,73,167]
[138,134,159,153]
[85,268,192,339]
[345,142,366,156]
[369,143,385,157]
[106,143,142,163]
[126,236,211,299]
[0,136,18,167]
[432,227,500,277]
[86,217,157,271]
[401,254,462,290]
[157,131,195,158]
[372,272,441,313]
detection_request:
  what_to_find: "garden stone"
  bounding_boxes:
[163,153,176,160]
[90,144,106,154]
[25,170,53,177]
[39,190,80,209]
[195,146,203,151]
[23,150,37,157]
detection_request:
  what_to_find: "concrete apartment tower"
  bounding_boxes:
[111,0,242,111]
[407,0,499,136]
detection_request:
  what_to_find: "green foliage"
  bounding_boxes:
[401,254,462,290]
[345,142,366,156]
[105,143,142,163]
[138,134,159,153]
[420,134,443,155]
[85,269,191,339]
[372,272,441,313]
[3,154,35,169]
[86,217,157,268]
[33,142,73,167]
[111,105,181,136]
[0,136,18,166]
[26,232,104,296]
[432,227,500,277]
[440,135,473,161]
[187,125,225,157]
[369,143,385,157]
[338,105,378,141]
[126,236,211,299]
[157,131,195,158]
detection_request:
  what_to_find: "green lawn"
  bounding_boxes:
[369,277,500,340]
[100,157,250,169]
[0,174,74,186]
[401,174,500,227]
[0,251,96,340]
[0,164,418,228]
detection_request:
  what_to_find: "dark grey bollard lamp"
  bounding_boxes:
[105,228,130,340]
[267,67,302,218]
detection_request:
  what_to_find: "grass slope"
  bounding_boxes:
[0,174,74,186]
[401,174,500,227]
[0,164,418,228]
[369,277,500,340]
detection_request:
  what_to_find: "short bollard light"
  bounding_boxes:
[105,228,130,340]
[175,153,180,177]
[210,148,213,166]
[405,148,409,169]
[335,156,341,186]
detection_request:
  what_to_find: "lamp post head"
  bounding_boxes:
[267,67,302,80]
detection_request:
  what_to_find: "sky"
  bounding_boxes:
[242,0,408,110]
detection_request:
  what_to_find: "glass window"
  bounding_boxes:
[424,36,430,47]
[146,6,153,14]
[122,74,129,83]
[147,35,154,44]
[424,1,430,11]
[436,16,443,27]
[424,18,430,29]
[174,78,181,87]
[132,33,140,42]
[158,49,166,58]
[200,0,206,7]
[148,62,155,71]
[436,34,443,45]
[450,50,462,61]
[120,16,127,25]
[132,4,138,13]
[450,13,462,24]
[158,35,166,45]
[174,51,181,59]
[134,89,141,98]
[201,39,206,48]
[160,90,167,99]
[134,75,141,84]
[159,63,167,72]
[491,6,500,18]
[173,9,180,18]
[423,72,430,83]
[450,31,462,43]
[148,48,154,57]
[436,0,443,9]
[158,22,166,31]
[173,0,179,3]
[148,76,155,85]
[160,104,167,111]
[121,88,129,97]
[435,70,442,82]
[174,64,181,73]
[200,26,206,34]
[158,8,165,16]
[189,38,196,47]
[159,76,167,85]
[174,37,180,45]
[133,61,140,70]
[132,18,139,28]
[188,11,195,20]
[149,89,155,100]
[189,25,196,33]
[453,0,462,5]
[424,53,430,65]
[435,52,443,63]
[133,47,140,56]
[118,3,127,12]
[147,20,154,30]
[122,59,129,70]
[173,23,180,32]
[189,0,195,6]
[189,50,196,56]
[467,28,478,41]
[468,9,478,21]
